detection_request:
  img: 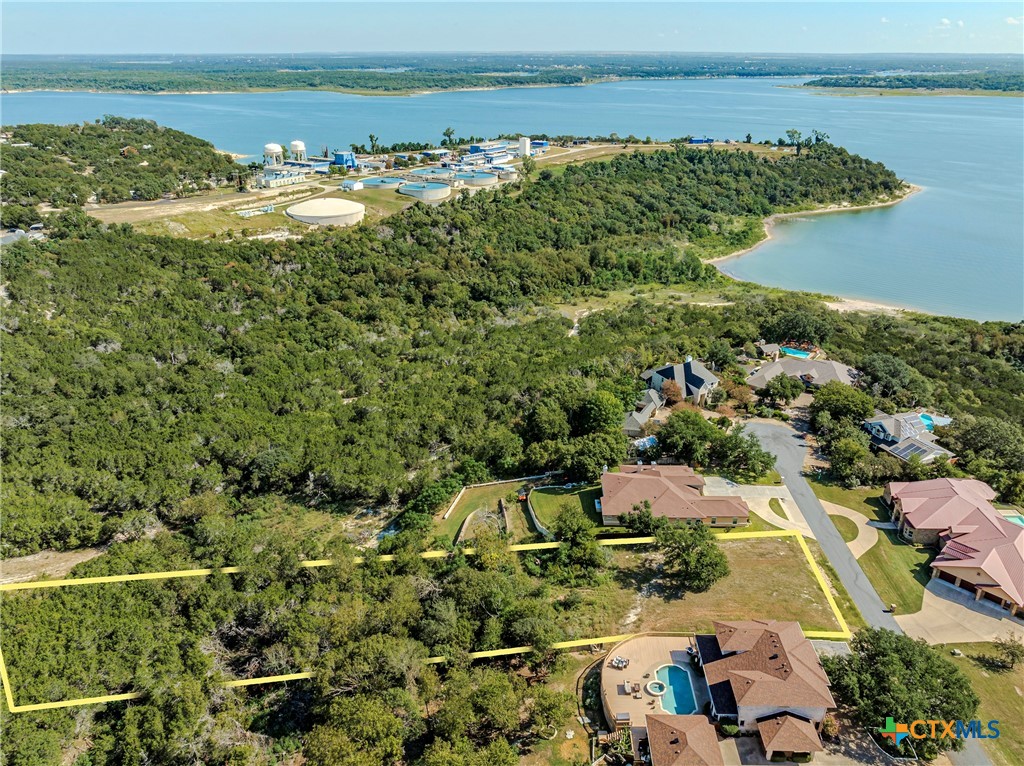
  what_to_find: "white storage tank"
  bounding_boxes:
[398,182,451,201]
[263,143,284,165]
[286,198,365,226]
[519,136,531,157]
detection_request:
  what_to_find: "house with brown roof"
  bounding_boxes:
[695,620,834,761]
[886,478,1023,617]
[644,714,724,766]
[747,357,859,391]
[598,464,750,527]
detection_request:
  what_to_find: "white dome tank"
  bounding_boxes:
[290,140,307,161]
[264,143,283,154]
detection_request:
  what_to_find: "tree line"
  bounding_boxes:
[0,116,239,227]
[804,72,1024,92]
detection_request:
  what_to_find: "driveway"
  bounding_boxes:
[898,579,1024,644]
[703,477,816,539]
[819,500,884,559]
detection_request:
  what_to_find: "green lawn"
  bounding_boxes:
[943,643,1024,766]
[434,481,523,543]
[829,514,860,544]
[530,485,603,529]
[808,478,889,522]
[858,529,936,614]
[769,498,790,521]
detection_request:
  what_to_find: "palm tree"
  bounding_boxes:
[368,134,380,154]
[443,127,456,147]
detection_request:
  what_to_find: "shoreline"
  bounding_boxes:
[708,183,927,316]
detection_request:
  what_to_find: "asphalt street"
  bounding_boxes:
[746,420,991,766]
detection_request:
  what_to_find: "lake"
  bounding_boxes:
[3,79,1022,320]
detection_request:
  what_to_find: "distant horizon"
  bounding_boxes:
[5,51,1022,58]
[5,2,1023,56]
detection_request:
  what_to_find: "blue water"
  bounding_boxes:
[780,346,812,358]
[919,413,935,431]
[3,79,1021,320]
[1005,514,1024,527]
[655,664,697,715]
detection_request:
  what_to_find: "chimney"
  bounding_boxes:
[685,354,693,363]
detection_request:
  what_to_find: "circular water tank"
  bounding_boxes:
[286,198,365,227]
[399,182,451,201]
[264,143,283,154]
[410,167,455,180]
[455,171,498,187]
[363,177,405,189]
[290,140,306,154]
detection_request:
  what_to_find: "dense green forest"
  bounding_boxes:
[0,116,239,227]
[4,52,1020,93]
[2,127,1024,764]
[803,72,1024,92]
[2,139,913,557]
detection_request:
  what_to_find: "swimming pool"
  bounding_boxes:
[780,346,812,358]
[655,664,697,715]
[919,413,935,431]
[1005,514,1024,528]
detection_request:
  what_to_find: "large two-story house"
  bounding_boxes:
[695,620,835,762]
[641,357,719,407]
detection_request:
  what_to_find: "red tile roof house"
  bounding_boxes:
[885,478,998,546]
[695,620,835,762]
[885,478,1024,617]
[598,464,750,528]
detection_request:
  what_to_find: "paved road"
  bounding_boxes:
[747,421,991,766]
[747,421,903,632]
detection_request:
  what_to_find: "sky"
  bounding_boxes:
[3,2,1023,55]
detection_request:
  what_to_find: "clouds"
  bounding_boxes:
[1008,16,1023,25]
[880,17,889,24]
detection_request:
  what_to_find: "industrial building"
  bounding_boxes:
[340,179,364,191]
[286,198,365,227]
[333,150,357,169]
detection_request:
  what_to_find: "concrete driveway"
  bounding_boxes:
[703,477,816,539]
[898,579,1024,644]
[819,500,886,559]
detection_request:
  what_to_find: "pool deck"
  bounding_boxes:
[600,635,711,730]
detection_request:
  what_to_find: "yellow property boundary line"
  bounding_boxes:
[0,529,850,712]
